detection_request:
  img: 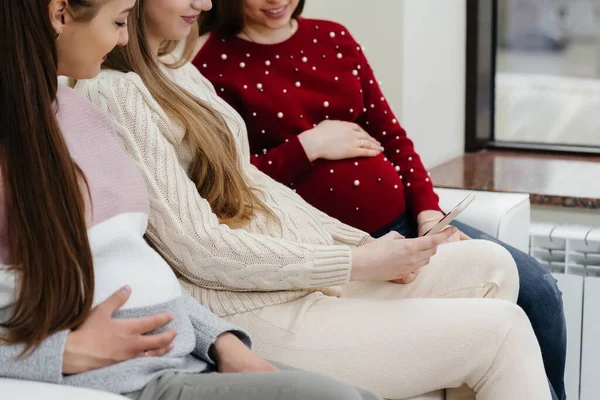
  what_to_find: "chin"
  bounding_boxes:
[267,19,292,30]
[167,27,191,42]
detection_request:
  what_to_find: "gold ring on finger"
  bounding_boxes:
[360,140,365,148]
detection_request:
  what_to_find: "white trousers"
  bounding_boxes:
[226,240,550,400]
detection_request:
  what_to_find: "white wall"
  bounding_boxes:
[304,0,466,168]
[303,0,406,132]
[399,1,466,168]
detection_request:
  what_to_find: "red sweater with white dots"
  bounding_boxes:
[194,18,441,233]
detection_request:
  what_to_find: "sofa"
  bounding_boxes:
[0,188,531,400]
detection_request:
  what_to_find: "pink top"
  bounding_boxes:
[0,85,148,263]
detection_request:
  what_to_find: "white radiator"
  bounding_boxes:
[530,222,600,400]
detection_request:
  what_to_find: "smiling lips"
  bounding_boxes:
[263,5,288,19]
[182,15,198,25]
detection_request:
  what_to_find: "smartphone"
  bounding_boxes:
[423,194,476,236]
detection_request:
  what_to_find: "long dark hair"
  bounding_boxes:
[198,0,306,36]
[0,0,100,354]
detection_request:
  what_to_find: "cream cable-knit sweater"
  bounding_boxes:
[76,63,370,317]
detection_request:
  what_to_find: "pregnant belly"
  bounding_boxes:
[294,155,407,233]
[89,213,182,309]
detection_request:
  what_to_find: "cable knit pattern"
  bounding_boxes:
[75,63,370,317]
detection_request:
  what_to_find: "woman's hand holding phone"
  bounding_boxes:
[417,195,475,242]
[418,211,470,243]
[350,228,457,282]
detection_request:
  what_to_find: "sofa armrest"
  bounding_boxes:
[0,379,127,400]
[435,188,531,253]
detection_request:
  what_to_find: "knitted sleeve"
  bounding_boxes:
[349,33,442,218]
[248,136,314,186]
[0,306,68,383]
[76,73,352,292]
[181,290,252,364]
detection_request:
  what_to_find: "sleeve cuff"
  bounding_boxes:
[0,329,68,383]
[202,322,253,366]
[282,136,313,180]
[309,245,353,288]
[409,195,444,220]
[182,291,252,365]
[39,330,69,383]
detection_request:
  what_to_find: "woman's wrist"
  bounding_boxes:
[63,331,95,375]
[362,236,375,245]
[211,332,248,364]
[417,218,440,229]
[416,210,445,237]
[349,247,368,281]
[417,210,444,226]
[297,129,320,162]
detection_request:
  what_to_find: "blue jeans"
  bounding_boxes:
[372,214,567,400]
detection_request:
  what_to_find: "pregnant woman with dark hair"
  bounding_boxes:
[193,1,567,398]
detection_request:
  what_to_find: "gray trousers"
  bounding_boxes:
[126,363,380,400]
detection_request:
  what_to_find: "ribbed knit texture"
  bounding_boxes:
[76,64,370,317]
[194,18,443,233]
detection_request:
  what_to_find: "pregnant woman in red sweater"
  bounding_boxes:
[193,1,566,399]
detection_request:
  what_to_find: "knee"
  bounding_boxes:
[480,301,543,363]
[491,301,540,347]
[539,273,564,308]
[455,240,520,302]
[492,301,530,326]
[519,264,564,311]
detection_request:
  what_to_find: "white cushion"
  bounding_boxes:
[0,379,127,400]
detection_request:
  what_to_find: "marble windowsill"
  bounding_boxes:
[430,150,600,209]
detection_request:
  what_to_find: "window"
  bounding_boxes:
[466,0,600,154]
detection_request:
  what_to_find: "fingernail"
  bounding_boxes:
[169,343,175,350]
[122,285,131,294]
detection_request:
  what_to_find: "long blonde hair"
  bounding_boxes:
[104,2,271,227]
